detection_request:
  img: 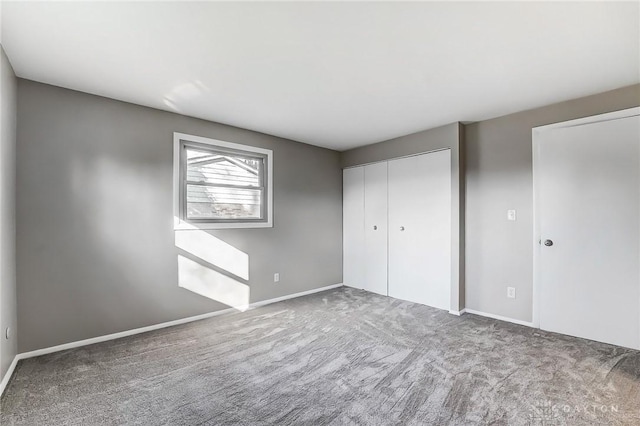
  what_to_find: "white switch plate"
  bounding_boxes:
[507,210,517,221]
[274,273,280,283]
[507,287,516,299]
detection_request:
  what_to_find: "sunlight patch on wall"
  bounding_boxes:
[177,255,249,311]
[174,223,249,280]
[175,220,250,309]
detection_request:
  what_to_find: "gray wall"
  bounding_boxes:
[16,79,343,353]
[0,46,17,379]
[465,84,640,322]
[12,76,640,353]
[341,123,465,312]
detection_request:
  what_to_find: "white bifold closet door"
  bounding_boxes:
[343,149,452,310]
[343,167,365,289]
[363,162,388,296]
[388,150,451,310]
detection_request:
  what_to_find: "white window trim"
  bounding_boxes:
[173,132,273,230]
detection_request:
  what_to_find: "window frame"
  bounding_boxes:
[173,132,273,230]
[181,142,267,222]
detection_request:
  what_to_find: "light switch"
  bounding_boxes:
[507,210,517,221]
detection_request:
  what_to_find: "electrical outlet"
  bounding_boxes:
[507,210,517,221]
[507,287,516,299]
[274,273,280,283]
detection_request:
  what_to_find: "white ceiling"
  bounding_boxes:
[2,2,638,151]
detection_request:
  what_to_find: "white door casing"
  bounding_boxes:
[533,108,640,349]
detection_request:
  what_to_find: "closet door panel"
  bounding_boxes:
[343,167,365,289]
[388,150,451,310]
[364,162,388,296]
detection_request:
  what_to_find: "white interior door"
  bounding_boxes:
[535,111,640,349]
[364,162,388,296]
[388,150,451,310]
[343,167,364,289]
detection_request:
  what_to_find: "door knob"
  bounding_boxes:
[400,226,405,231]
[544,239,553,246]
[373,225,377,230]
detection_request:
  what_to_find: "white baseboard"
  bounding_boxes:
[0,283,343,396]
[0,355,20,397]
[448,309,467,316]
[249,283,343,309]
[464,308,534,328]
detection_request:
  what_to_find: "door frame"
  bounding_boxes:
[531,106,640,329]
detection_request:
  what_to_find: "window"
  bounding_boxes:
[173,133,273,229]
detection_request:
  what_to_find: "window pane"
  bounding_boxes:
[186,147,261,187]
[186,184,262,220]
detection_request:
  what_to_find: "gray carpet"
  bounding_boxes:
[1,287,639,425]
